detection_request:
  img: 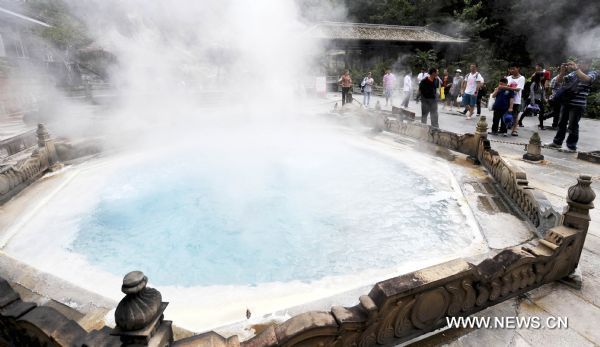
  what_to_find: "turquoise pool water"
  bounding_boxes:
[72,144,476,287]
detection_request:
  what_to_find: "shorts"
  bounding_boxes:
[462,93,477,106]
[384,88,393,98]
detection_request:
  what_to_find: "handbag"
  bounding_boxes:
[487,97,495,111]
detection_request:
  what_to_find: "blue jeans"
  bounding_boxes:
[553,104,585,149]
[363,91,371,106]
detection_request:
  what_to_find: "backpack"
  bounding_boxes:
[360,77,367,92]
[503,112,514,129]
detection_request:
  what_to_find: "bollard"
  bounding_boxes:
[523,132,544,161]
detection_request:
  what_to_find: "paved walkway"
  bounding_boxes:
[328,92,600,346]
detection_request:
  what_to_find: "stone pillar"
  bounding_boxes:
[563,174,596,276]
[476,115,488,136]
[36,123,61,170]
[468,115,488,164]
[111,271,173,347]
[523,132,544,161]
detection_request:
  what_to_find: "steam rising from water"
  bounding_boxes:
[66,0,321,140]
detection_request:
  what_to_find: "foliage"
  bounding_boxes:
[407,49,438,72]
[26,0,92,50]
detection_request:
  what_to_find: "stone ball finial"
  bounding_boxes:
[115,271,162,331]
[567,174,596,206]
[476,115,488,133]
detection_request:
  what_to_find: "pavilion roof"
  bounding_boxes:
[308,22,465,44]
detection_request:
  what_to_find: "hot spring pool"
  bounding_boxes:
[1,127,486,329]
[72,145,475,287]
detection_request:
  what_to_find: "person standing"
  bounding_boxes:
[447,69,463,111]
[415,68,429,103]
[361,72,374,107]
[419,68,440,128]
[460,63,484,120]
[546,59,599,151]
[338,70,353,105]
[441,69,450,107]
[383,70,396,106]
[526,72,546,129]
[502,64,526,136]
[402,70,412,108]
[543,74,562,130]
[476,81,486,116]
[489,78,515,136]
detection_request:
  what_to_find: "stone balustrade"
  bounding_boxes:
[0,124,102,204]
[379,113,559,235]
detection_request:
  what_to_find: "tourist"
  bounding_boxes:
[338,70,353,106]
[546,59,599,152]
[542,75,562,130]
[489,77,515,136]
[522,72,546,129]
[516,72,545,128]
[402,70,412,108]
[535,63,552,91]
[361,72,374,107]
[441,69,450,106]
[415,68,429,103]
[419,68,440,128]
[460,63,484,120]
[446,69,463,111]
[383,69,396,106]
[476,82,487,116]
[502,63,526,136]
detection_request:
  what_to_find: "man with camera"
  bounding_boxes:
[546,59,598,152]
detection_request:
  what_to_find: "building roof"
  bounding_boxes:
[0,6,52,28]
[308,22,465,44]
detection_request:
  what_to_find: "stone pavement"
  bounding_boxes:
[340,92,600,347]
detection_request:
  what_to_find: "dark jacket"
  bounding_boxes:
[419,77,437,99]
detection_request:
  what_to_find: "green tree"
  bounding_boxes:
[26,0,92,50]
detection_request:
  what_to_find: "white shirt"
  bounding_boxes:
[506,74,526,104]
[417,72,429,81]
[403,74,412,92]
[362,77,374,93]
[464,72,484,95]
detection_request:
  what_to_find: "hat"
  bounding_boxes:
[456,69,462,72]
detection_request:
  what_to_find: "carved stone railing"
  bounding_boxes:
[0,129,37,160]
[0,124,102,204]
[0,124,58,204]
[377,113,559,234]
[0,173,594,347]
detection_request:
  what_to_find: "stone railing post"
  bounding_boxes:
[563,174,596,267]
[468,115,488,164]
[111,271,173,347]
[36,123,61,170]
[523,132,544,161]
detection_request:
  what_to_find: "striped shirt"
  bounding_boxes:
[564,70,598,107]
